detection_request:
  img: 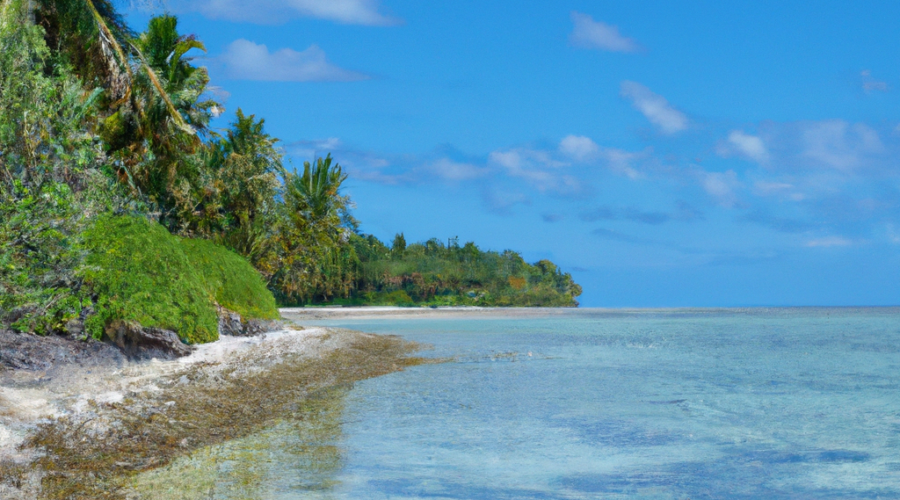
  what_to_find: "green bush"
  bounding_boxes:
[80,215,219,344]
[181,238,279,321]
[79,215,281,343]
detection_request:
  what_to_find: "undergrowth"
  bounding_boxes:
[180,238,279,321]
[80,215,219,344]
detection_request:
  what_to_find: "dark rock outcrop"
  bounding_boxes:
[1,309,283,372]
[243,318,284,336]
[104,321,195,360]
[217,307,244,336]
[217,307,284,337]
[0,329,127,371]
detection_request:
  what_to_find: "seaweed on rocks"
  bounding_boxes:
[3,329,434,499]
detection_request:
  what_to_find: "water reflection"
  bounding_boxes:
[128,387,348,500]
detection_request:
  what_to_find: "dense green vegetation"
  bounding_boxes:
[324,234,582,307]
[180,237,279,321]
[0,0,581,344]
[81,215,220,344]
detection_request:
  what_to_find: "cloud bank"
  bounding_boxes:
[216,40,369,81]
[179,0,400,25]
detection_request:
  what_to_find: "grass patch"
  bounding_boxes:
[181,238,279,321]
[80,215,279,344]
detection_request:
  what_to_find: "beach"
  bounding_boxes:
[0,320,427,499]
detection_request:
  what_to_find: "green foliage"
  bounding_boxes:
[195,109,283,261]
[0,2,105,188]
[330,234,583,307]
[0,5,122,335]
[0,181,87,334]
[80,215,219,343]
[272,154,357,305]
[180,238,280,321]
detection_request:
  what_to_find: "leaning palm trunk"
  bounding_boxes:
[82,0,192,134]
[82,0,131,100]
[130,42,194,134]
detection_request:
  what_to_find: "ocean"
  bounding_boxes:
[132,308,900,499]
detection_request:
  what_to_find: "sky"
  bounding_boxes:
[126,1,900,307]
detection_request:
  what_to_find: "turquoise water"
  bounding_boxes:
[162,308,900,499]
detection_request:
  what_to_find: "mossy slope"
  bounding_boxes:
[81,215,278,344]
[180,238,279,321]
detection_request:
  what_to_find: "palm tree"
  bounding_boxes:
[202,109,283,258]
[271,155,355,303]
[286,154,349,223]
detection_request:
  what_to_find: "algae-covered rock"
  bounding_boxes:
[216,306,284,337]
[104,320,194,360]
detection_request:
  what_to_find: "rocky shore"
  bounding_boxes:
[0,314,427,500]
[0,307,284,374]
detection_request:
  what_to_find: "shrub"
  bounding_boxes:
[80,215,219,344]
[181,238,279,321]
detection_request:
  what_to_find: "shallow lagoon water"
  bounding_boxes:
[140,308,900,499]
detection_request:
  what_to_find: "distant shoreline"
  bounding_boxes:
[281,305,900,321]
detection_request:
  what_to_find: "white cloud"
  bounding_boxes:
[559,135,600,161]
[428,158,488,181]
[490,150,555,185]
[601,148,644,180]
[698,170,740,208]
[722,130,769,163]
[217,40,369,82]
[182,0,400,26]
[620,81,688,134]
[805,236,854,248]
[558,136,643,178]
[489,148,581,195]
[569,12,640,53]
[801,120,883,171]
[861,70,888,93]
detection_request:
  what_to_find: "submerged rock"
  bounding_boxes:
[104,321,195,360]
[0,329,126,371]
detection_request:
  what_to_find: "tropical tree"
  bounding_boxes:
[197,109,284,260]
[272,155,357,303]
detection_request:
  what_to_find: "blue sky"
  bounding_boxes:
[129,1,900,307]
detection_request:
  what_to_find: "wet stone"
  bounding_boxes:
[0,329,127,372]
[104,321,194,360]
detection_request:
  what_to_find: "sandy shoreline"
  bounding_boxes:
[281,305,900,321]
[0,321,426,499]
